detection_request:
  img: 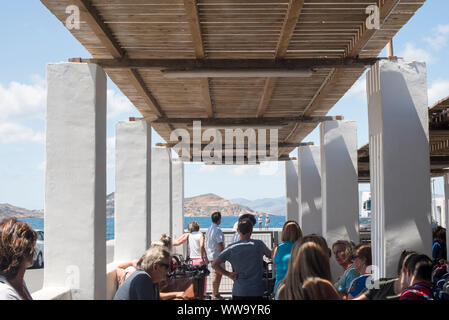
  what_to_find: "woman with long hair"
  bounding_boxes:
[272,220,303,296]
[0,218,37,300]
[277,242,333,300]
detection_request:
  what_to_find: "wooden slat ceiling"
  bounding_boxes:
[358,96,449,181]
[41,0,426,162]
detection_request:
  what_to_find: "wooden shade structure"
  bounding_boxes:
[41,0,426,162]
[358,95,449,181]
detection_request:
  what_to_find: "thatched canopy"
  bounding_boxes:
[41,0,425,162]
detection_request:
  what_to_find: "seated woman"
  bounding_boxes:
[332,240,361,297]
[348,244,372,299]
[114,244,173,300]
[0,218,37,300]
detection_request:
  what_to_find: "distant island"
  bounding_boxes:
[1,193,285,219]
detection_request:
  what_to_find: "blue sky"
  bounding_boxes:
[1,1,448,210]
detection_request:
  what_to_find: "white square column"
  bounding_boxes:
[298,145,322,235]
[367,59,432,278]
[151,147,173,242]
[171,159,185,255]
[285,159,299,222]
[45,63,106,299]
[114,121,151,262]
[321,120,359,281]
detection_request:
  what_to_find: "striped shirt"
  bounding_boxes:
[400,282,434,300]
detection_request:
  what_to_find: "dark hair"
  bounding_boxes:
[397,250,417,276]
[238,218,253,235]
[281,220,303,242]
[0,218,37,279]
[239,214,256,226]
[407,254,433,282]
[354,244,372,266]
[211,212,221,223]
[299,234,331,258]
[435,228,446,242]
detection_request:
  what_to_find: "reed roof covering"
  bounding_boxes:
[358,96,449,181]
[41,0,425,162]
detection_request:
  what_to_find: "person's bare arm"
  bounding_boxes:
[200,233,209,264]
[212,258,238,280]
[160,291,186,300]
[172,233,189,247]
[218,242,224,252]
[352,293,368,300]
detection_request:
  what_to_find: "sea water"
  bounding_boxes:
[18,216,286,241]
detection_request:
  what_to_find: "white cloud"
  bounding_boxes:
[424,24,449,50]
[107,89,134,119]
[399,43,433,63]
[0,78,46,121]
[0,122,44,144]
[428,79,449,106]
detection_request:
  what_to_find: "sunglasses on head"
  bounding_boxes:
[157,262,170,269]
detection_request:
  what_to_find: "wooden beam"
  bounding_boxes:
[284,69,343,143]
[275,0,305,57]
[183,0,205,59]
[162,69,312,78]
[157,142,310,149]
[126,69,164,118]
[183,0,214,118]
[68,58,380,70]
[257,78,277,118]
[346,0,400,57]
[72,0,124,59]
[150,116,343,126]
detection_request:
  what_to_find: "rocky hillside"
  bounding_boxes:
[0,203,43,219]
[184,193,268,217]
[1,193,274,219]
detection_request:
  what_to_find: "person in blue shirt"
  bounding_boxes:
[332,240,361,297]
[348,244,372,299]
[432,226,447,263]
[272,221,303,295]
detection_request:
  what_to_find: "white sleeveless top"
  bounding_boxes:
[188,231,203,259]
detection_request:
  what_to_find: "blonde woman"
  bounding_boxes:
[277,242,333,300]
[173,221,209,296]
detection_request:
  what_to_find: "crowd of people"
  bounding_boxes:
[0,215,448,300]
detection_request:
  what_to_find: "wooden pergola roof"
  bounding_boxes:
[41,0,425,162]
[358,95,449,182]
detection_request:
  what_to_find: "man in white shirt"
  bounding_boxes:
[206,211,225,299]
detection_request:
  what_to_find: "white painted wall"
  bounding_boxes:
[367,59,432,277]
[45,63,106,299]
[298,145,322,235]
[171,159,185,255]
[285,159,299,222]
[114,121,152,262]
[320,120,359,281]
[151,147,173,242]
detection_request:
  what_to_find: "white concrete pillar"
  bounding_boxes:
[320,120,359,281]
[151,147,173,242]
[367,59,432,278]
[114,121,151,262]
[171,159,185,255]
[285,159,299,222]
[45,63,106,299]
[298,145,322,235]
